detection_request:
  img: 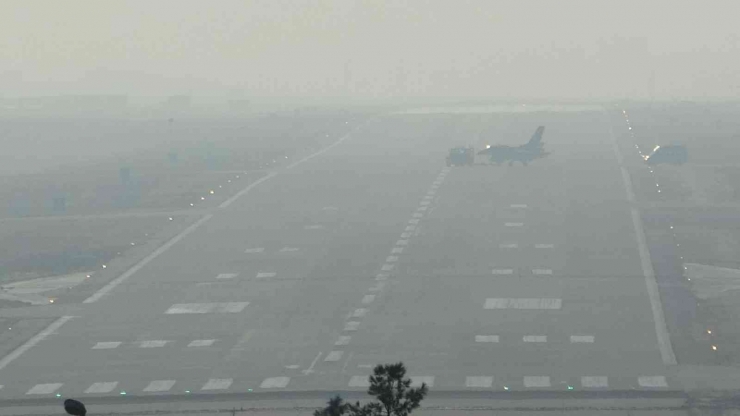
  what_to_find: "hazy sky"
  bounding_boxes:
[2,0,739,100]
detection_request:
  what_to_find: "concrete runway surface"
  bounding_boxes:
[0,107,695,410]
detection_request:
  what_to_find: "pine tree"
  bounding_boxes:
[314,362,428,416]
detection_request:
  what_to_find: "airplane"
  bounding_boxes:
[477,126,548,166]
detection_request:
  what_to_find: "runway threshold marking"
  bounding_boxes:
[26,383,63,395]
[143,380,176,392]
[84,382,118,394]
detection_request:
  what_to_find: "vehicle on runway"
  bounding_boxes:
[478,126,548,166]
[644,144,688,165]
[446,146,475,166]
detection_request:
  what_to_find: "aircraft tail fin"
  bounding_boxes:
[526,126,545,147]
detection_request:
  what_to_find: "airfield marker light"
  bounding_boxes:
[169,217,173,221]
[102,264,107,269]
[120,391,127,395]
[86,274,91,278]
[712,345,718,351]
[219,185,222,188]
[237,175,240,179]
[201,197,206,201]
[629,127,632,130]
[49,299,54,303]
[503,386,509,391]
[248,389,253,392]
[210,190,215,194]
[228,180,231,183]
[190,203,195,207]
[567,385,574,390]
[56,393,62,397]
[185,390,191,393]
[131,242,135,246]
[708,329,712,335]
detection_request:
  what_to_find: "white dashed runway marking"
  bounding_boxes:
[26,383,62,395]
[511,204,528,208]
[417,206,428,211]
[244,248,264,254]
[260,377,290,389]
[523,335,547,343]
[638,376,668,388]
[570,335,595,343]
[484,298,562,310]
[92,342,121,350]
[256,272,277,279]
[143,380,176,392]
[139,340,168,348]
[465,376,493,388]
[505,222,524,227]
[410,376,434,387]
[535,244,554,249]
[304,225,324,230]
[400,232,411,238]
[381,264,394,271]
[344,321,360,331]
[391,247,404,254]
[216,273,238,279]
[499,243,518,249]
[408,218,420,224]
[581,376,608,388]
[492,269,514,275]
[362,295,376,304]
[405,225,416,231]
[280,247,299,252]
[420,200,431,205]
[375,274,388,281]
[349,376,370,387]
[84,382,117,394]
[386,256,398,262]
[369,282,386,291]
[532,269,553,275]
[165,302,249,314]
[412,212,424,218]
[335,336,351,346]
[475,335,500,343]
[324,351,344,362]
[523,376,550,388]
[396,240,409,246]
[351,308,367,318]
[188,339,216,347]
[202,378,233,390]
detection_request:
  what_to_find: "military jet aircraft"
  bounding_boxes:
[478,126,548,166]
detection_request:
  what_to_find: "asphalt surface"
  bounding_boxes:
[0,109,676,404]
